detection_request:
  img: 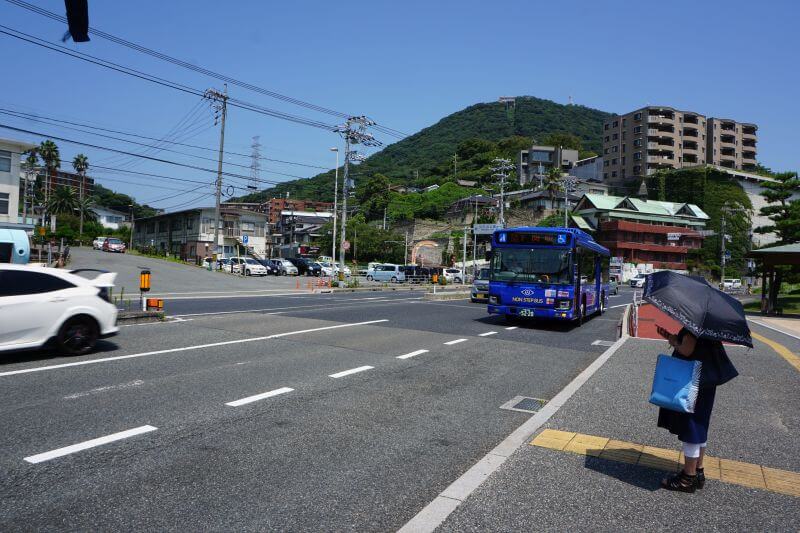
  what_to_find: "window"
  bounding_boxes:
[612,146,618,153]
[0,150,11,172]
[634,139,642,147]
[186,218,193,230]
[604,160,609,167]
[604,123,609,131]
[611,158,618,165]
[158,221,168,232]
[0,271,75,296]
[622,119,627,127]
[621,157,626,164]
[603,173,608,179]
[0,192,8,215]
[633,165,641,174]
[604,136,610,142]
[622,144,626,153]
[611,171,617,178]
[613,120,618,128]
[634,152,642,160]
[633,126,642,134]
[578,250,597,284]
[612,133,618,140]
[604,148,609,155]
[634,112,642,121]
[622,132,626,140]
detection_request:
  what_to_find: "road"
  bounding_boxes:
[1,255,629,531]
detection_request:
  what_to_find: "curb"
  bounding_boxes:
[116,311,163,325]
[399,304,632,533]
[423,291,471,301]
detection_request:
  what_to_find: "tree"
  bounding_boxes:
[543,167,563,210]
[47,186,78,216]
[39,140,60,226]
[755,171,800,244]
[72,154,90,236]
[541,132,582,151]
[76,194,97,225]
[356,173,391,221]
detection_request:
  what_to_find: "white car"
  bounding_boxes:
[92,236,108,250]
[443,268,464,283]
[316,262,335,277]
[630,275,647,288]
[334,264,352,277]
[0,265,119,355]
[722,278,742,289]
[230,257,268,276]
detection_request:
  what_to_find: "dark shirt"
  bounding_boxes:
[675,328,739,387]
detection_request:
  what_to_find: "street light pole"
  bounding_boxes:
[205,86,228,260]
[330,147,339,263]
[128,203,134,250]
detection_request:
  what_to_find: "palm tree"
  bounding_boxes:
[38,140,60,226]
[47,186,78,216]
[75,195,97,225]
[72,154,89,236]
[543,167,564,210]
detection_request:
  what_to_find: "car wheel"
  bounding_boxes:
[245,269,251,276]
[391,276,398,283]
[455,277,462,283]
[57,315,99,356]
[366,275,374,281]
[599,293,605,315]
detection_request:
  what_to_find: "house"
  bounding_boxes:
[456,179,477,188]
[0,138,36,230]
[275,210,333,245]
[94,206,129,230]
[571,194,708,271]
[423,184,440,192]
[518,190,583,212]
[132,206,270,259]
[570,156,603,182]
[518,145,579,186]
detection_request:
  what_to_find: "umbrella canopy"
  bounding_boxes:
[643,271,752,348]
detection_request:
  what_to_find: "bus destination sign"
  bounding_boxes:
[500,232,571,246]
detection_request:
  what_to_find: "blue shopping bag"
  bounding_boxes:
[649,354,702,413]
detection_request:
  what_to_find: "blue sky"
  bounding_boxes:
[1,0,797,209]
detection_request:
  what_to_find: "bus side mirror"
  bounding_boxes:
[485,250,493,261]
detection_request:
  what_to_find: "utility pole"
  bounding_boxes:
[491,158,514,228]
[205,85,228,260]
[563,176,577,228]
[462,226,468,284]
[128,203,135,250]
[330,147,339,262]
[720,205,733,284]
[248,136,261,191]
[404,231,409,266]
[336,116,382,286]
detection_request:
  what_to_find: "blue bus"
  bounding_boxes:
[487,227,610,325]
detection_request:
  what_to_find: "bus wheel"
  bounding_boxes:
[577,300,586,326]
[599,294,606,315]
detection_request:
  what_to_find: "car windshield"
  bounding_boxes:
[107,238,122,244]
[245,259,258,265]
[477,268,490,280]
[491,248,572,285]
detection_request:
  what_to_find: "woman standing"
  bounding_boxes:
[655,325,738,493]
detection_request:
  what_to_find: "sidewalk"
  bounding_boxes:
[436,334,800,531]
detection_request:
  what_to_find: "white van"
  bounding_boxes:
[369,263,405,283]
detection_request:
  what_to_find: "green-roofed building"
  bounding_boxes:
[572,194,709,272]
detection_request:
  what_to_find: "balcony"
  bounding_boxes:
[720,147,736,157]
[647,136,674,148]
[647,155,675,165]
[682,141,699,152]
[742,138,757,148]
[647,128,675,138]
[682,127,700,138]
[720,159,736,168]
[683,154,699,164]
[742,126,757,140]
[719,121,737,132]
[682,114,700,125]
[720,134,736,145]
[742,151,756,161]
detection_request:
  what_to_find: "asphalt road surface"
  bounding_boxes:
[0,288,628,531]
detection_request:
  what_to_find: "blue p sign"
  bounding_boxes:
[242,234,249,244]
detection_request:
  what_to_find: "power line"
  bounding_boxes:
[4,0,409,138]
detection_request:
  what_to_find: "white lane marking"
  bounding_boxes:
[592,340,616,347]
[608,303,629,309]
[63,379,144,399]
[169,297,421,318]
[226,386,294,407]
[747,318,800,341]
[478,331,497,337]
[397,349,429,360]
[23,425,157,464]
[0,320,389,378]
[329,365,374,379]
[505,326,518,330]
[444,338,468,345]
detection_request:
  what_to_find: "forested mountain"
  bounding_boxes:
[233,96,612,204]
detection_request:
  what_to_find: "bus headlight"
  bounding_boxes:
[489,295,499,304]
[555,299,572,310]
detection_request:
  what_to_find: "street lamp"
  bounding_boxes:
[330,147,339,264]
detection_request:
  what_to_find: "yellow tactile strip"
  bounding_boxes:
[531,429,800,498]
[751,332,800,373]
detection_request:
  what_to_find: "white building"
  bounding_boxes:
[0,138,36,230]
[94,206,129,230]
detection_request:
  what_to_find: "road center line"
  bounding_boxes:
[329,365,374,378]
[505,326,518,330]
[443,338,467,345]
[226,387,294,407]
[607,303,629,309]
[478,331,497,337]
[0,320,389,378]
[23,425,157,464]
[169,298,420,318]
[397,349,429,360]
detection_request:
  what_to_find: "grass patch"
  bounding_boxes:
[745,295,800,315]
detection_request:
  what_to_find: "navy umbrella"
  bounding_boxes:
[643,271,753,348]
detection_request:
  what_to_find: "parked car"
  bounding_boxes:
[470,268,491,302]
[316,262,335,277]
[629,274,647,288]
[102,237,126,253]
[369,263,405,283]
[402,265,430,283]
[251,258,275,275]
[229,257,268,276]
[359,261,382,277]
[444,268,464,284]
[335,264,352,278]
[92,236,108,250]
[0,265,118,355]
[609,278,619,295]
[287,257,321,276]
[722,278,742,290]
[269,258,298,276]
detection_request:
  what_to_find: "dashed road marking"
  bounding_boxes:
[478,331,497,337]
[443,338,467,345]
[505,326,518,330]
[329,365,374,379]
[591,340,616,347]
[24,425,157,464]
[225,387,294,407]
[397,349,429,360]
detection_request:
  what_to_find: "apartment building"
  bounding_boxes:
[517,145,579,186]
[0,138,36,229]
[707,118,758,170]
[602,106,757,186]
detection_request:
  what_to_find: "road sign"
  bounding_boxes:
[667,232,681,241]
[473,223,504,235]
[343,240,351,251]
[241,234,249,245]
[725,250,732,259]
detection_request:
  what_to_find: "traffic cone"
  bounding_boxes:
[295,279,300,290]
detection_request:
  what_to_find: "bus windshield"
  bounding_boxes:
[491,248,572,284]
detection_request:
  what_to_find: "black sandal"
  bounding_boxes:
[696,467,705,489]
[661,471,697,493]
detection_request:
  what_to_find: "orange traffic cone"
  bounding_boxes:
[295,279,300,289]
